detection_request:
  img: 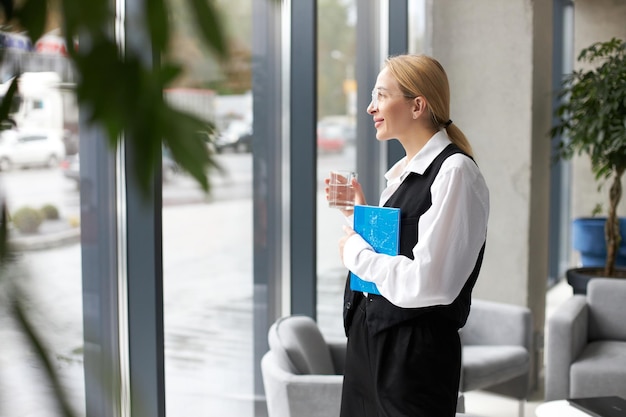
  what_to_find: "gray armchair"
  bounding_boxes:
[261,315,475,417]
[545,277,626,401]
[261,315,346,417]
[459,299,533,417]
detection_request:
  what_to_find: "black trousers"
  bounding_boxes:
[340,296,461,417]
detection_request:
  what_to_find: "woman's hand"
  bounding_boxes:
[339,224,356,261]
[324,176,366,217]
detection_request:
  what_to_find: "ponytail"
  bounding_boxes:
[445,123,473,158]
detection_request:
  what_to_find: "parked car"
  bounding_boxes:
[60,154,80,185]
[317,115,356,144]
[0,128,66,171]
[215,120,252,153]
[235,131,252,153]
[317,123,346,153]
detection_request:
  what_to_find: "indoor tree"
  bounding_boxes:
[551,37,626,277]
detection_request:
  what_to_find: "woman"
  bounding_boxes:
[327,55,489,417]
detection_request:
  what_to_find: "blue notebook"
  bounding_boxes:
[349,205,401,295]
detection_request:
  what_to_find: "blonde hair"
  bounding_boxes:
[384,54,474,157]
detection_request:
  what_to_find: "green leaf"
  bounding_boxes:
[0,0,14,20]
[158,63,183,87]
[187,0,228,59]
[0,203,9,265]
[146,0,170,53]
[72,41,130,144]
[0,76,18,127]
[63,0,111,31]
[15,0,47,44]
[160,106,222,192]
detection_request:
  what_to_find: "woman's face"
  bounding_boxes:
[367,67,414,141]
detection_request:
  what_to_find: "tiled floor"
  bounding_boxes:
[464,390,541,417]
[462,278,574,417]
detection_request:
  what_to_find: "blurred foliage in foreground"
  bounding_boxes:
[0,0,236,415]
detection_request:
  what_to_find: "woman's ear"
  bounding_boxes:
[412,96,427,119]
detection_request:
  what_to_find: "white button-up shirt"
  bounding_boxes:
[342,130,490,308]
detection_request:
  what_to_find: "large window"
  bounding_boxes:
[316,0,357,341]
[0,2,412,417]
[163,1,255,416]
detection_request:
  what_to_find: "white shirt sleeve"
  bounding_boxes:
[342,155,489,308]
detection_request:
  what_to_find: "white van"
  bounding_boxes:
[0,128,66,170]
[0,72,79,155]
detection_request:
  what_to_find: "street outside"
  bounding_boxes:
[0,146,355,417]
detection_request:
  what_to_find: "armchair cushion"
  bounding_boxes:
[462,345,529,392]
[459,299,532,401]
[570,340,626,398]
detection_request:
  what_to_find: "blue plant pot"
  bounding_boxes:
[572,217,626,267]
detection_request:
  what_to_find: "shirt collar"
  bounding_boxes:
[385,130,453,182]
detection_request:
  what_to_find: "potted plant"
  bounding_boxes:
[571,205,626,269]
[551,37,626,294]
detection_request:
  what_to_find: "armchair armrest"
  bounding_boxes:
[262,350,343,417]
[327,339,347,374]
[461,299,532,349]
[545,295,588,401]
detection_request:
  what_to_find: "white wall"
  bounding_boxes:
[430,0,552,310]
[429,0,555,390]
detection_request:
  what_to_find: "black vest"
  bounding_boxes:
[343,143,486,336]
